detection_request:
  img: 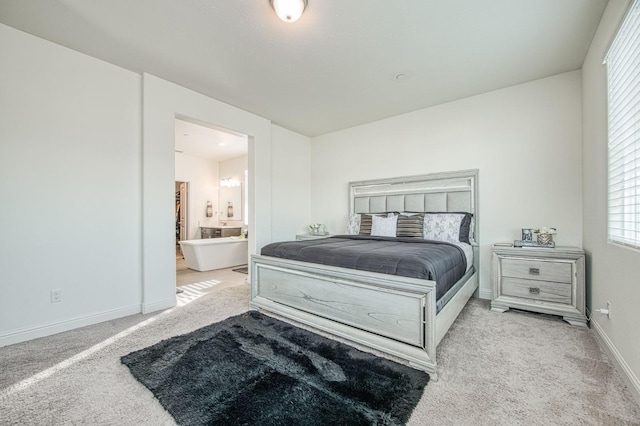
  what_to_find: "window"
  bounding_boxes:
[606,0,640,248]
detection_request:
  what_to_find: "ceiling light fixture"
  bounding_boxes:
[270,0,307,23]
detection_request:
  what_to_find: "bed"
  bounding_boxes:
[250,169,479,377]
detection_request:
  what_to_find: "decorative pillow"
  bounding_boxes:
[359,214,374,235]
[347,214,361,235]
[424,213,466,243]
[458,213,473,244]
[397,213,424,238]
[371,214,398,237]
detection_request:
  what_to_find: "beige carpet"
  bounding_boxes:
[1,278,639,425]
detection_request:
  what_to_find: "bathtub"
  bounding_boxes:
[179,237,248,272]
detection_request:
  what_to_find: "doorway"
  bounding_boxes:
[174,117,249,287]
[140,76,270,315]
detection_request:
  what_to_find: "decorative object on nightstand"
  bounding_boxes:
[490,245,586,327]
[308,223,328,236]
[521,228,533,242]
[534,227,556,245]
[296,233,332,241]
[298,222,329,241]
[514,226,556,248]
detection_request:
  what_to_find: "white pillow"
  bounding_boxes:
[346,214,361,235]
[423,213,464,243]
[371,214,398,237]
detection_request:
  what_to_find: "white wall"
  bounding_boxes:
[582,0,640,401]
[0,24,142,345]
[175,153,219,239]
[271,125,312,240]
[0,23,312,346]
[311,71,584,298]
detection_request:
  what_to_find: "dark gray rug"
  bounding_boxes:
[231,266,248,274]
[121,311,429,425]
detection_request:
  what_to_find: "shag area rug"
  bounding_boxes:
[121,311,429,425]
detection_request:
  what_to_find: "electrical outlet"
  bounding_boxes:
[51,289,62,303]
[606,301,611,319]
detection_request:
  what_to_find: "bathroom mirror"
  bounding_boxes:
[219,185,242,221]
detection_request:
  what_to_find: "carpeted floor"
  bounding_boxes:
[1,274,639,425]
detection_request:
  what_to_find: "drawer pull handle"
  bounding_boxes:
[529,287,540,294]
[529,268,540,275]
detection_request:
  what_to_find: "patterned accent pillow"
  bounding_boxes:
[371,214,398,237]
[359,214,374,235]
[346,214,361,235]
[423,213,466,243]
[397,213,424,238]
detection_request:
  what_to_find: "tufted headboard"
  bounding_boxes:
[349,169,479,245]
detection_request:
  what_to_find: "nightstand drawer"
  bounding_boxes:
[502,277,571,304]
[501,258,572,283]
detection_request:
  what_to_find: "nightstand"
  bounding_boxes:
[490,245,586,327]
[296,233,332,241]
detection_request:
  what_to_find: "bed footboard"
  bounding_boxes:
[250,254,438,373]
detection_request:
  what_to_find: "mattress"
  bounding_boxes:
[260,235,470,301]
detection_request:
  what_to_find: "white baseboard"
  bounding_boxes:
[0,304,141,348]
[478,288,493,300]
[142,297,176,314]
[590,318,640,408]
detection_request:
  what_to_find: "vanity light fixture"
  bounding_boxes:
[270,0,307,23]
[220,178,240,187]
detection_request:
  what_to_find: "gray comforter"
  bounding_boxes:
[260,235,467,301]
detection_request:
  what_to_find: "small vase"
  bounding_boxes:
[537,233,553,245]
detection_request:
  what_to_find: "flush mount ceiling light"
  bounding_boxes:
[270,0,307,23]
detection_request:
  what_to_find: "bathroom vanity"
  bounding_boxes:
[201,226,242,239]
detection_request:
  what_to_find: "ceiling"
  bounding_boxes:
[0,0,608,137]
[175,118,248,161]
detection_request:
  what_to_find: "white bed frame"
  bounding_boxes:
[250,169,479,377]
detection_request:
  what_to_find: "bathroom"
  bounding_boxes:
[174,117,249,285]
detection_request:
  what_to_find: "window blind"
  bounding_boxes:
[606,0,640,248]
